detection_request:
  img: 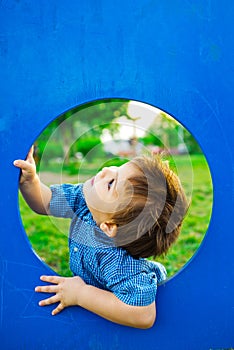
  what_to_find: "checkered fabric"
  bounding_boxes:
[50,183,167,306]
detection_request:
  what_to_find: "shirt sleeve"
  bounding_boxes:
[49,184,82,219]
[99,249,163,306]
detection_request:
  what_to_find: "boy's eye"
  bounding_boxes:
[108,179,114,190]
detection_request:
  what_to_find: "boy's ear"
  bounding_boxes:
[100,221,118,237]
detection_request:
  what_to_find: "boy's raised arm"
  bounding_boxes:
[14,146,52,215]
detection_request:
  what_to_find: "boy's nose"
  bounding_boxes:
[100,166,117,177]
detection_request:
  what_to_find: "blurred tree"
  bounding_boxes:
[37,99,129,164]
[143,112,202,154]
[144,112,179,150]
[183,129,202,154]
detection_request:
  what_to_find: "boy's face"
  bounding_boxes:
[83,162,139,225]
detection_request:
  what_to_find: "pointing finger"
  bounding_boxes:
[27,145,35,163]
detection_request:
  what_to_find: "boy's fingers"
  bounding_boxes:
[13,159,25,168]
[35,284,58,293]
[13,159,32,170]
[38,294,60,306]
[28,145,34,156]
[40,275,64,284]
[27,146,35,163]
[52,303,64,316]
[13,145,35,167]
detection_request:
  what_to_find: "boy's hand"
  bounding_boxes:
[35,275,156,328]
[35,275,86,315]
[13,146,37,184]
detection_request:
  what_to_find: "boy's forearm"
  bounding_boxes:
[36,275,156,328]
[20,175,52,215]
[79,284,156,329]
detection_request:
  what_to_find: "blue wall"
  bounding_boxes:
[0,1,233,349]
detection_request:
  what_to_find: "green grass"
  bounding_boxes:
[20,201,72,276]
[19,154,213,278]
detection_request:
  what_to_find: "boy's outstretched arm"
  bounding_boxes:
[35,275,156,329]
[14,146,52,215]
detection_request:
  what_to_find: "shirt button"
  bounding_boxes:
[74,247,78,252]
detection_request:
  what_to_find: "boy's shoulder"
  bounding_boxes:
[95,246,167,283]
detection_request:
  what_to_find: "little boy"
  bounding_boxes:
[14,147,187,329]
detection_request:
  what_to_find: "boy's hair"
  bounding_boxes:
[112,155,188,259]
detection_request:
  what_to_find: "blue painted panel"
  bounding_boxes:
[0,1,233,349]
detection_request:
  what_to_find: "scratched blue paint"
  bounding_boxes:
[0,1,233,349]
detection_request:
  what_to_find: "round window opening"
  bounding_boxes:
[19,99,213,278]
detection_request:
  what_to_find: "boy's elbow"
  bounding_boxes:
[140,312,156,329]
[136,304,156,329]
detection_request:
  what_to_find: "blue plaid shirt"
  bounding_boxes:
[50,183,167,306]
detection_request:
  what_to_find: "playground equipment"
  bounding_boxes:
[0,1,233,349]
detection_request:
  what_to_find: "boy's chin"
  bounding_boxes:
[82,180,90,197]
[84,177,93,189]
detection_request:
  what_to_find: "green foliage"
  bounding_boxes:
[35,99,130,166]
[37,141,63,167]
[57,99,129,130]
[183,129,203,154]
[140,134,163,147]
[144,112,202,154]
[99,157,129,169]
[74,136,102,157]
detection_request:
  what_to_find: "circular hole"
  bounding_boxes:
[19,98,213,278]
